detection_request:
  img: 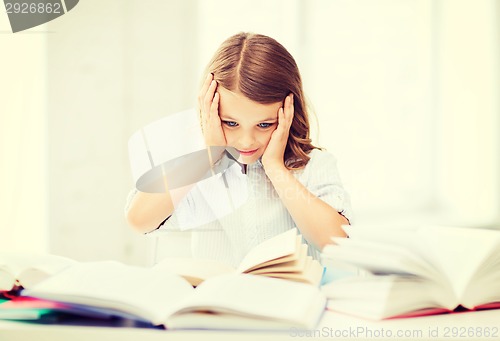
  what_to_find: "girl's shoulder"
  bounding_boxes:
[292,148,339,180]
[298,148,346,189]
[305,148,338,168]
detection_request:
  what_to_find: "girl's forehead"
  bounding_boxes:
[218,87,281,122]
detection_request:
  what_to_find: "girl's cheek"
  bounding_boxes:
[263,131,274,143]
[224,131,236,147]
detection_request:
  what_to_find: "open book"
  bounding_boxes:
[0,229,322,291]
[321,225,500,320]
[21,261,326,330]
[155,228,323,286]
[0,254,76,292]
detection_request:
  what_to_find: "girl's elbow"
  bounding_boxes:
[125,209,156,234]
[318,224,348,251]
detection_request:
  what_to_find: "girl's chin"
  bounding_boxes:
[237,154,261,165]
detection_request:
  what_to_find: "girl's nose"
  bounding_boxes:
[238,131,256,148]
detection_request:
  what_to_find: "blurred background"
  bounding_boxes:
[1,0,498,265]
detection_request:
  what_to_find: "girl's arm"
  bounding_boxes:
[125,191,174,233]
[265,166,349,251]
[127,74,223,233]
[262,94,349,251]
[125,184,197,233]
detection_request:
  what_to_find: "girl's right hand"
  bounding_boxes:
[198,73,226,147]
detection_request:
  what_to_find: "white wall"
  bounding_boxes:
[304,0,436,223]
[435,0,499,226]
[0,22,48,253]
[1,0,498,264]
[45,0,199,264]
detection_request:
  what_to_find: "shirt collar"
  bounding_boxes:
[223,150,263,174]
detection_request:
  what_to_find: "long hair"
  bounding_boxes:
[203,32,319,169]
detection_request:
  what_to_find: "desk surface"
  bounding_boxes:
[1,308,500,341]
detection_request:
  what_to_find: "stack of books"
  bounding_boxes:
[321,224,500,319]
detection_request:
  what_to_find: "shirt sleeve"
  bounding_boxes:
[124,188,138,214]
[158,190,195,232]
[301,149,354,224]
[125,177,232,233]
[160,183,219,232]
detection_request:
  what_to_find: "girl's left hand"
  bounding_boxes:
[262,93,294,172]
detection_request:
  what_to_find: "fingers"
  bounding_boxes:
[285,93,294,115]
[198,74,220,133]
[198,74,212,106]
[198,74,226,146]
[280,93,294,130]
[278,107,285,132]
[204,79,218,115]
[210,92,220,126]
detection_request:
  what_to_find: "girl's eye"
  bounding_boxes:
[258,123,273,128]
[223,121,238,127]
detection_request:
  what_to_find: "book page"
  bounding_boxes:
[263,257,323,286]
[166,311,307,330]
[417,226,500,301]
[462,271,500,308]
[0,253,76,290]
[23,261,194,325]
[168,273,325,329]
[249,244,308,275]
[335,226,500,284]
[339,225,447,271]
[0,266,15,291]
[243,243,300,272]
[324,237,441,280]
[302,257,324,286]
[236,229,299,273]
[153,257,236,286]
[324,275,456,319]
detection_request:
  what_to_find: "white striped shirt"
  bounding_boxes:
[127,148,353,267]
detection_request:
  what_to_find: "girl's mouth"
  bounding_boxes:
[238,149,258,156]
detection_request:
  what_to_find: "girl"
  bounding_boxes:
[126,32,352,267]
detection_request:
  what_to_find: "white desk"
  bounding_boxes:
[1,309,499,341]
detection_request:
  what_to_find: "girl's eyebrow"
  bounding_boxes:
[220,115,277,122]
[260,117,278,122]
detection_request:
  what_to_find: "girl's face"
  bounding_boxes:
[218,87,282,165]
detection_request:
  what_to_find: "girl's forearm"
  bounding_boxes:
[125,191,174,233]
[265,165,348,251]
[125,184,194,233]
